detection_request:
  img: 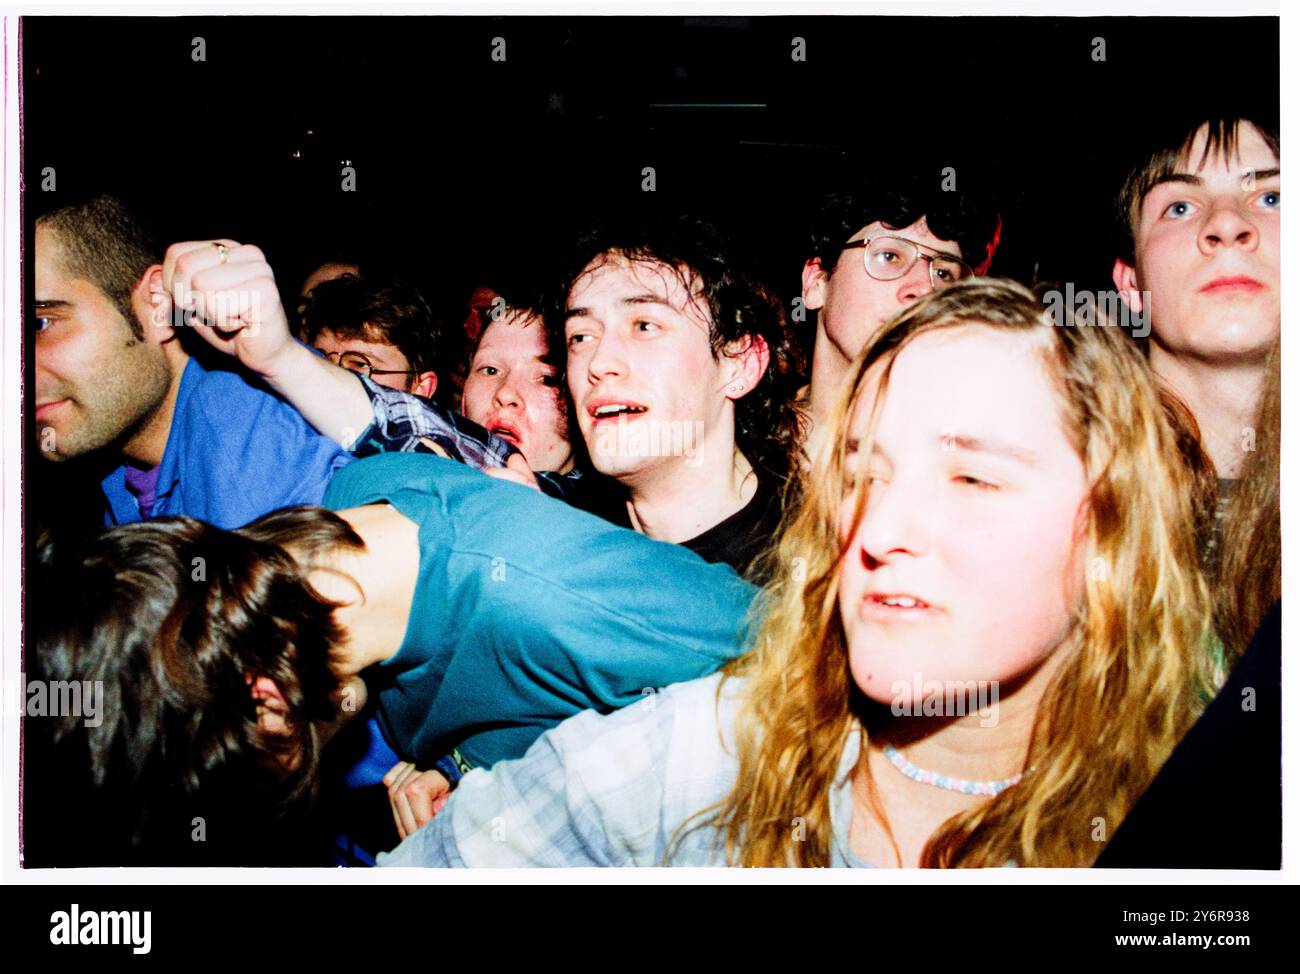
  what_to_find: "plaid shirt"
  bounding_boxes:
[351,374,514,471]
[350,375,582,504]
[378,673,871,868]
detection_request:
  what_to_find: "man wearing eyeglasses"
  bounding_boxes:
[300,274,441,400]
[800,175,1002,445]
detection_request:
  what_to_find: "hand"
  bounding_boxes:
[484,451,541,492]
[383,761,453,840]
[161,239,297,378]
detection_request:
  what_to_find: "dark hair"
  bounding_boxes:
[1115,113,1280,262]
[552,214,804,485]
[36,194,161,340]
[299,274,443,380]
[806,174,1003,278]
[27,508,362,863]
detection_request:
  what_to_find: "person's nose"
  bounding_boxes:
[493,369,524,410]
[585,330,629,386]
[34,352,52,394]
[850,472,931,571]
[894,256,937,305]
[1198,197,1259,257]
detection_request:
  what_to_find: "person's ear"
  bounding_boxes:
[801,257,830,311]
[249,675,291,735]
[135,264,177,343]
[410,371,438,399]
[1111,257,1144,317]
[720,333,770,401]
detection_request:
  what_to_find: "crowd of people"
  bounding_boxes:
[25,111,1280,869]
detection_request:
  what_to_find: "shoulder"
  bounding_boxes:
[383,673,747,867]
[551,671,741,762]
[323,452,475,511]
[547,671,747,839]
[173,359,349,516]
[179,359,316,435]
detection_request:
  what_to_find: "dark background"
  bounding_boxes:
[16,13,1283,869]
[23,15,1280,312]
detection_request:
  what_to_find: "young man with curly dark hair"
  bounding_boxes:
[554,215,804,580]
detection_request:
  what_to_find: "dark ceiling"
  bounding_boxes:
[22,15,1280,306]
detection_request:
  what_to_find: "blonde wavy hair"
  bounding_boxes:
[684,278,1219,867]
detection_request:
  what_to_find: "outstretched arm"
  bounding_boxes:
[162,238,375,448]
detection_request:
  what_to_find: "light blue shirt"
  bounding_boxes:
[379,672,873,867]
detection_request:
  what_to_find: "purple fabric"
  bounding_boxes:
[122,463,161,519]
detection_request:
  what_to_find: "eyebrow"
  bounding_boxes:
[871,230,964,264]
[565,294,682,322]
[944,433,1040,466]
[1150,166,1281,192]
[844,433,1040,466]
[911,241,965,263]
[33,300,72,310]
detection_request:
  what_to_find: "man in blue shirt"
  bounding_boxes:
[34,195,353,529]
[33,196,515,864]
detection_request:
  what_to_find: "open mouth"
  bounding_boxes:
[873,595,929,608]
[861,592,939,621]
[488,423,522,445]
[589,402,649,421]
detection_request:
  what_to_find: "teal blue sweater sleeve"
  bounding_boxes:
[322,453,759,768]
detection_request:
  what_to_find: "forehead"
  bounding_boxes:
[475,312,548,357]
[568,254,707,318]
[313,328,402,359]
[34,226,72,282]
[34,226,102,301]
[852,326,1064,448]
[1178,122,1279,176]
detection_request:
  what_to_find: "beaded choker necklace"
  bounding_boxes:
[882,745,1028,798]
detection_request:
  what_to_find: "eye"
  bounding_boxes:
[32,314,52,334]
[954,474,998,491]
[1161,200,1197,220]
[933,267,956,283]
[851,467,889,491]
[538,372,562,388]
[476,365,499,377]
[567,333,593,348]
[634,319,661,334]
[1258,189,1281,209]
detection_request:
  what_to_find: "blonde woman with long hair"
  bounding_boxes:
[380,278,1219,869]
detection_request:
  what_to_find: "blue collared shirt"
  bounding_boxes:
[101,356,354,529]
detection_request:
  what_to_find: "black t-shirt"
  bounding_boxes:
[1094,601,1280,869]
[565,471,783,583]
